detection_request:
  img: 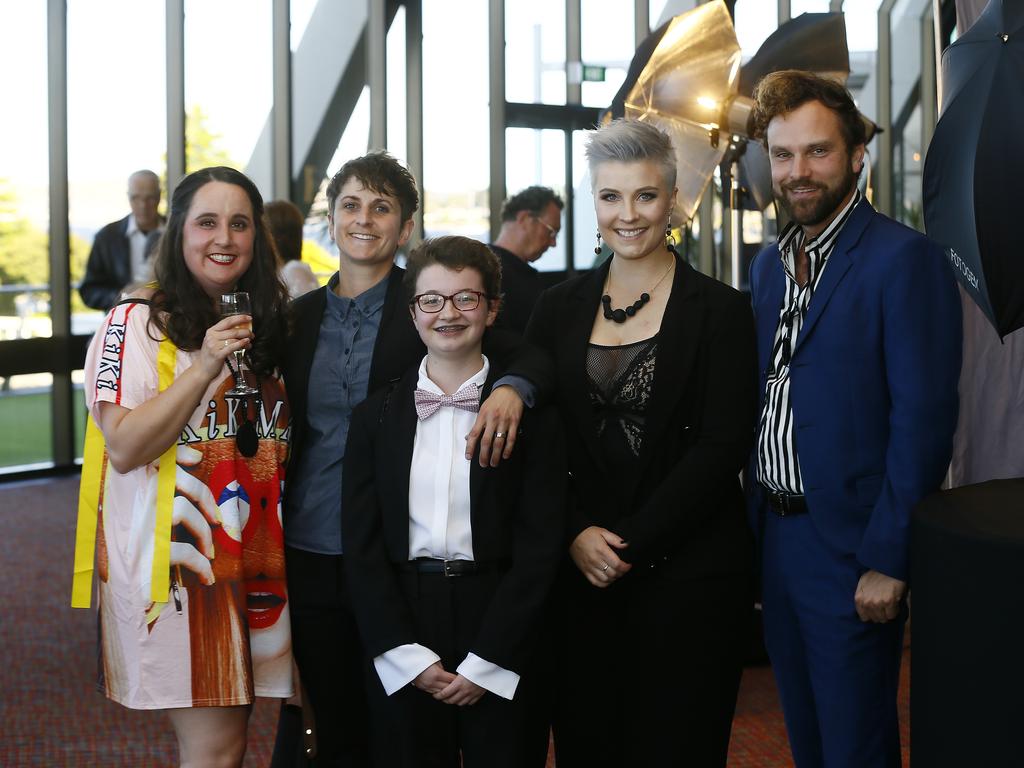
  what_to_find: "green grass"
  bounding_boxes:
[0,386,86,468]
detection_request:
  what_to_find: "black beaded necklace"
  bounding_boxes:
[601,253,676,324]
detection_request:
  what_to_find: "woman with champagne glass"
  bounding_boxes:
[79,166,292,766]
[525,120,758,766]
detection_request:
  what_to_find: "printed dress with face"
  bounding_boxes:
[83,300,293,709]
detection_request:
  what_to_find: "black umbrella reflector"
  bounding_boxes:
[924,0,1024,338]
[738,13,850,98]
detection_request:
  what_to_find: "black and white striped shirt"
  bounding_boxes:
[756,190,862,493]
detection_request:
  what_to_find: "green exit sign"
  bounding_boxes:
[582,65,606,82]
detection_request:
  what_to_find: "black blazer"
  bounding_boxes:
[490,244,545,334]
[282,264,553,513]
[526,256,758,580]
[342,366,567,673]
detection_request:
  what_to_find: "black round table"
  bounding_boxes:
[911,478,1024,767]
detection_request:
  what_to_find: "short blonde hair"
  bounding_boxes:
[585,119,677,189]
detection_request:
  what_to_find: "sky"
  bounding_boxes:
[1,0,890,231]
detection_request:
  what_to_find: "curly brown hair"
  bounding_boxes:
[149,167,289,377]
[750,70,866,152]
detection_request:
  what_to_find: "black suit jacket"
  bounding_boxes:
[526,256,758,580]
[281,264,553,515]
[80,215,162,311]
[342,366,567,673]
[489,244,545,334]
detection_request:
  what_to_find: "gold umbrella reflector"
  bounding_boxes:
[624,0,742,222]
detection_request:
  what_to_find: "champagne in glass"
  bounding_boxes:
[220,292,259,396]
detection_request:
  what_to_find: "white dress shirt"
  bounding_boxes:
[373,355,521,701]
[125,214,161,283]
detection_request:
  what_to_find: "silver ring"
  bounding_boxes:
[223,339,230,348]
[601,563,609,572]
[494,431,506,439]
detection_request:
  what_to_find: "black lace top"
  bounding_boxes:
[586,335,658,463]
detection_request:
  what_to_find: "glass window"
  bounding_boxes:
[844,2,882,52]
[422,0,490,240]
[581,0,632,108]
[67,0,166,329]
[387,6,408,166]
[184,0,272,175]
[572,129,599,272]
[649,0,671,27]
[0,3,50,340]
[506,129,566,272]
[290,0,318,49]
[897,100,923,232]
[505,0,567,105]
[734,0,778,57]
[0,374,54,470]
[734,1,882,56]
[73,369,88,461]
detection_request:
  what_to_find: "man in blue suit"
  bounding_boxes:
[747,70,961,767]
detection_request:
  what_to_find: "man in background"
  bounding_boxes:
[488,185,563,333]
[79,169,164,311]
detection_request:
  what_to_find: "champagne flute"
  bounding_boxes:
[219,292,259,396]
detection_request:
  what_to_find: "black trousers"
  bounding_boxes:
[285,546,373,768]
[366,569,550,768]
[551,563,752,768]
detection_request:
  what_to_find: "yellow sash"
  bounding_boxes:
[71,333,179,608]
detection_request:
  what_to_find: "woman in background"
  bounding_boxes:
[526,120,758,767]
[267,199,319,299]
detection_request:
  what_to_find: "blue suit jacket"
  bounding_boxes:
[749,199,962,581]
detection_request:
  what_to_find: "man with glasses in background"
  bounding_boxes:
[488,185,563,333]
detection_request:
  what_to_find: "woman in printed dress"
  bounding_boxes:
[82,166,293,767]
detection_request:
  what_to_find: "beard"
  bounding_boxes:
[775,165,857,231]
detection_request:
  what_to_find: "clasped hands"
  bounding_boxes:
[411,662,485,706]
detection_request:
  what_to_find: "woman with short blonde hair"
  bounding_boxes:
[527,119,758,766]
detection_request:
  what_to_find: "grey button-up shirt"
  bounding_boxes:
[284,273,387,553]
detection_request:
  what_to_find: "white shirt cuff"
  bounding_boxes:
[374,643,441,696]
[457,652,520,700]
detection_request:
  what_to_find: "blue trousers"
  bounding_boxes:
[761,512,905,768]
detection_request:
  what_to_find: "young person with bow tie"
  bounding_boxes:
[281,153,552,765]
[341,236,566,768]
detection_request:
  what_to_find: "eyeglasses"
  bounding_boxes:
[532,215,559,242]
[411,290,490,313]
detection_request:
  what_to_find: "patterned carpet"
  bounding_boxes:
[0,474,910,767]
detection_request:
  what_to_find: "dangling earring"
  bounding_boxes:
[665,219,676,251]
[594,230,603,256]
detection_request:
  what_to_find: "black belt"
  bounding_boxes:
[397,558,507,577]
[762,486,809,517]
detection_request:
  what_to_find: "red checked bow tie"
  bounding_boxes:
[414,383,480,421]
